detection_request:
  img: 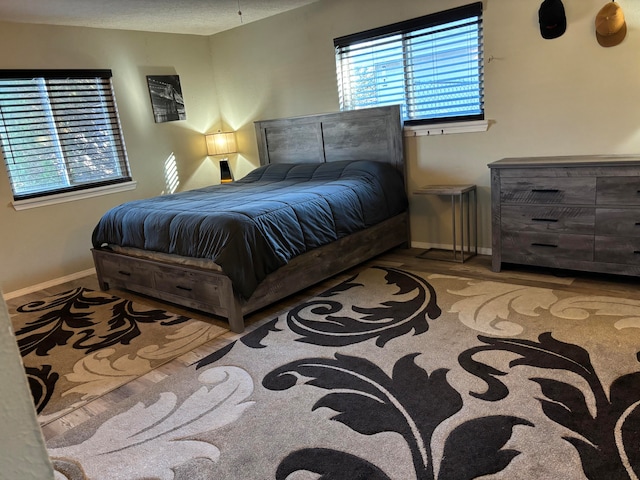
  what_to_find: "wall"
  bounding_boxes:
[0,294,54,478]
[4,0,640,293]
[0,22,223,294]
[209,0,640,253]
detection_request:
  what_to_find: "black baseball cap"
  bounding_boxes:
[539,0,567,39]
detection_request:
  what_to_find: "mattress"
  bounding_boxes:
[92,160,408,299]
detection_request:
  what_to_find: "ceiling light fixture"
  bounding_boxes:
[237,0,243,24]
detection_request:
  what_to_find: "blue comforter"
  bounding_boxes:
[92,160,408,299]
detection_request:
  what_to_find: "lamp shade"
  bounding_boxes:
[205,131,237,156]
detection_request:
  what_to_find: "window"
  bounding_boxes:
[0,70,131,202]
[334,2,483,126]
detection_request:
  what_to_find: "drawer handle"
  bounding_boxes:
[531,189,559,193]
[531,218,558,223]
[176,285,193,292]
[118,270,131,276]
[531,242,558,248]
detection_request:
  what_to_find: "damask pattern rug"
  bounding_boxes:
[10,287,227,425]
[46,268,640,479]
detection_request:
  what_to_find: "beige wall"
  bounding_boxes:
[0,294,53,478]
[0,22,223,294]
[3,0,640,293]
[210,0,640,253]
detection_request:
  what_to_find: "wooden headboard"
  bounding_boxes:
[254,105,404,174]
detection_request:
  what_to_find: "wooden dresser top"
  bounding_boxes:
[489,154,640,169]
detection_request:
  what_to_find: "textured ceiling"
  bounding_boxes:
[0,0,320,36]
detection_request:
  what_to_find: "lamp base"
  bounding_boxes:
[220,158,234,183]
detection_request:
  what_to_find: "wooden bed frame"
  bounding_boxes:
[92,105,408,333]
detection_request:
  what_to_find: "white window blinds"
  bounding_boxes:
[0,70,130,201]
[335,2,483,125]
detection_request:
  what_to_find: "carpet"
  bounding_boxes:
[10,287,227,425]
[46,268,640,479]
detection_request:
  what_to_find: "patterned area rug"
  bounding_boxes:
[10,287,227,425]
[46,268,640,479]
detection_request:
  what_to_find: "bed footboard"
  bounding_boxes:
[92,248,245,332]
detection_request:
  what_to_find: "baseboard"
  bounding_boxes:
[411,241,491,257]
[3,268,96,301]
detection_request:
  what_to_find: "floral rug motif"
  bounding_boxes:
[46,268,640,479]
[11,287,227,425]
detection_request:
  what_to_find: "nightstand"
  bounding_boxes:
[414,184,477,262]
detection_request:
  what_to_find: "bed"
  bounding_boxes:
[91,105,409,333]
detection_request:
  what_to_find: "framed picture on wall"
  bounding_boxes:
[146,75,186,123]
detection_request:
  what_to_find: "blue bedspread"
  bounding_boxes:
[92,160,408,299]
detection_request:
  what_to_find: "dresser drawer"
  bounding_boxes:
[501,232,594,262]
[597,177,640,205]
[153,268,223,307]
[501,206,594,234]
[595,236,640,265]
[100,255,154,288]
[501,178,596,205]
[595,208,640,236]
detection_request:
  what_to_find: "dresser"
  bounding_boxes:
[489,155,640,276]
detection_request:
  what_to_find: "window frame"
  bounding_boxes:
[0,69,133,206]
[334,2,484,127]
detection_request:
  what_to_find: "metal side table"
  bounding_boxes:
[414,184,477,263]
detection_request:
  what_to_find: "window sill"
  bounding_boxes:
[403,120,489,137]
[12,180,137,211]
